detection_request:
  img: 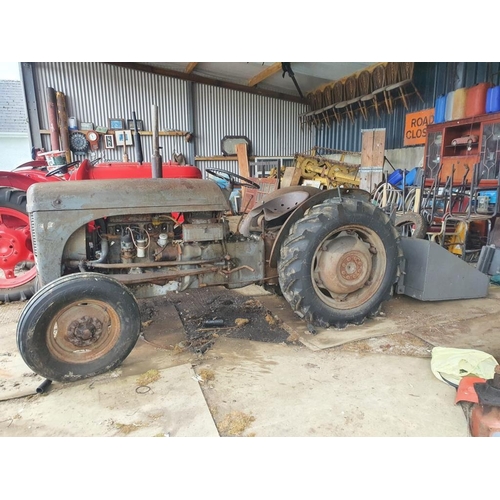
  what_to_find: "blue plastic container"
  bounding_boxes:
[388,169,403,186]
[486,86,500,113]
[394,167,419,189]
[434,94,447,123]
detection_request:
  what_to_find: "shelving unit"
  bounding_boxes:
[420,111,500,260]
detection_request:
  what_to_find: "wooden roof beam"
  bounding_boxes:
[185,62,198,74]
[108,62,307,104]
[248,62,282,87]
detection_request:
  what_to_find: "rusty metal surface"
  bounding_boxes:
[27,178,229,213]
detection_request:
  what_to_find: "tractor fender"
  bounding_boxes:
[0,170,61,191]
[268,187,371,268]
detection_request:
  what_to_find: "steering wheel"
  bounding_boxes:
[205,168,260,189]
[45,160,80,177]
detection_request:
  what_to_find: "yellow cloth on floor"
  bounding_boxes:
[431,346,498,386]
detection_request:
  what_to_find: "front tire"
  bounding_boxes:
[16,273,141,382]
[278,199,402,329]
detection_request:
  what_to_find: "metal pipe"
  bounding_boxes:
[88,236,109,264]
[84,257,222,269]
[132,111,143,164]
[36,379,52,394]
[151,104,162,178]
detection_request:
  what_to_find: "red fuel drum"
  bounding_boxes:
[465,82,492,118]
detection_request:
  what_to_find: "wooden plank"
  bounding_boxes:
[361,129,374,167]
[185,62,198,74]
[235,142,250,178]
[280,166,302,188]
[372,128,386,167]
[248,62,282,87]
[280,166,297,188]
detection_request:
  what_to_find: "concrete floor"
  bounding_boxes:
[1,284,500,437]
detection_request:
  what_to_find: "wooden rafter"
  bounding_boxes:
[107,62,307,104]
[248,62,282,87]
[185,62,198,74]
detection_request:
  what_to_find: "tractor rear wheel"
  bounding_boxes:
[0,187,37,302]
[16,273,141,382]
[278,198,402,329]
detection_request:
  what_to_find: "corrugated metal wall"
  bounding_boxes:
[194,83,313,175]
[315,62,500,152]
[31,62,314,172]
[33,62,192,163]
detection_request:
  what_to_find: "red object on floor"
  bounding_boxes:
[470,405,500,437]
[455,376,485,404]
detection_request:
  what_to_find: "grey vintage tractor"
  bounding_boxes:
[15,168,403,382]
[16,166,491,383]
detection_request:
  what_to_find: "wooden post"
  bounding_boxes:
[46,87,60,151]
[359,128,386,193]
[56,91,71,163]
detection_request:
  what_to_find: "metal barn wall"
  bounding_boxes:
[32,62,192,163]
[194,84,313,175]
[315,62,500,153]
[31,62,313,171]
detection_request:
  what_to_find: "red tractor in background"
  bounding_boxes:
[0,157,202,302]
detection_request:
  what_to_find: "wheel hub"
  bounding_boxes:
[67,316,103,347]
[316,234,373,295]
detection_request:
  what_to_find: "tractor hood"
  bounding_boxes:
[27,178,230,213]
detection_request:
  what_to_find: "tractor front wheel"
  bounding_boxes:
[16,273,141,382]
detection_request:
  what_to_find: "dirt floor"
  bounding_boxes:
[1,283,500,437]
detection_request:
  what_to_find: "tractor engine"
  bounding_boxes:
[87,212,224,268]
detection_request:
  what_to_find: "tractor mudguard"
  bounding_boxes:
[268,188,372,268]
[0,170,61,191]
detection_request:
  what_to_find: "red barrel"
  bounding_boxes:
[465,82,491,118]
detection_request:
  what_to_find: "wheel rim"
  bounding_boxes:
[46,299,121,364]
[0,207,36,288]
[311,225,387,310]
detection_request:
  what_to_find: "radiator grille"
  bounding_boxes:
[29,214,37,258]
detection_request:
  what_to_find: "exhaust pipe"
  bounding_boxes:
[132,111,143,165]
[151,104,162,178]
